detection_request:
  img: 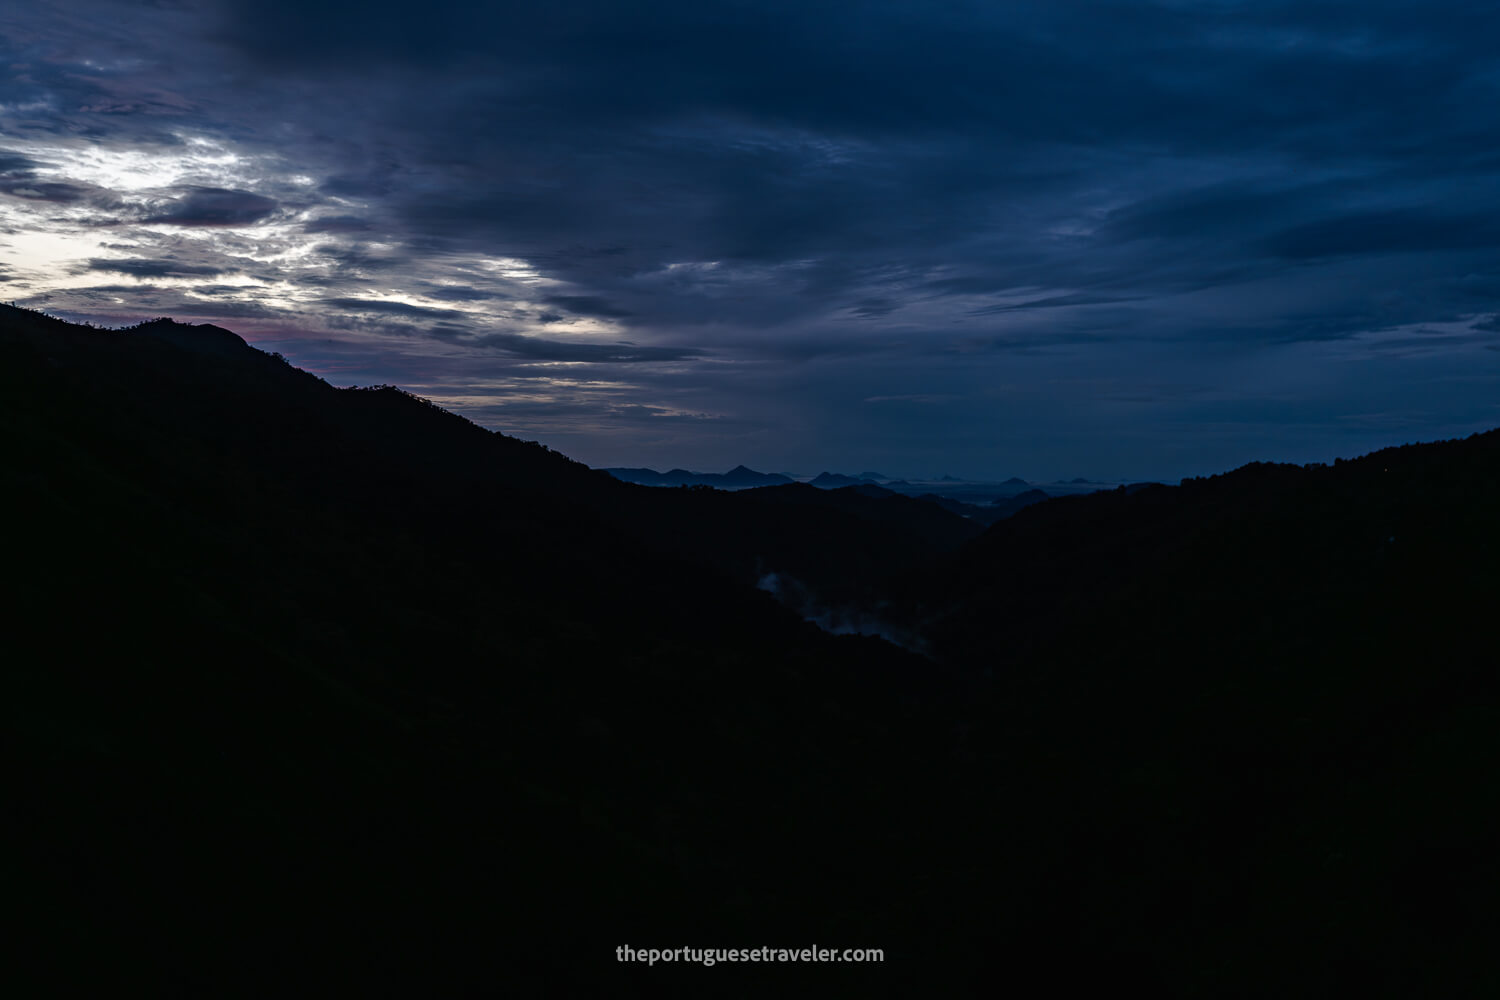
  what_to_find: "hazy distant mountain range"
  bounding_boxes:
[603,464,796,488]
[602,465,1132,526]
[604,465,1106,494]
[9,301,1500,997]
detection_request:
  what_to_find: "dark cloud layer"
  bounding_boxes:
[86,258,234,278]
[1,148,105,205]
[3,1,1499,477]
[140,187,279,227]
[466,331,704,364]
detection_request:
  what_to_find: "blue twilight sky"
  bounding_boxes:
[4,0,1500,481]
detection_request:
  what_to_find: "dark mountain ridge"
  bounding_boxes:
[3,305,970,995]
[9,303,1500,996]
[603,464,796,489]
[879,435,1500,995]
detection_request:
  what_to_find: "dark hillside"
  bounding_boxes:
[887,440,1500,995]
[2,306,972,996]
[10,303,1500,996]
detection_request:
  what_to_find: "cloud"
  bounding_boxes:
[0,148,97,204]
[0,152,43,174]
[971,293,1140,315]
[541,294,633,319]
[323,297,466,321]
[302,215,372,234]
[86,258,233,278]
[141,187,279,227]
[418,284,509,302]
[0,178,94,204]
[1261,209,1500,260]
[469,331,705,364]
[7,0,1500,477]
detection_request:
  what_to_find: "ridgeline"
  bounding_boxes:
[7,304,1500,997]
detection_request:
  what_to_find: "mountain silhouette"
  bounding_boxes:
[3,304,958,994]
[603,464,794,488]
[132,316,252,358]
[809,470,876,487]
[10,301,1500,997]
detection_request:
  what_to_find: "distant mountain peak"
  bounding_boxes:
[810,471,873,488]
[603,464,792,489]
[722,464,792,487]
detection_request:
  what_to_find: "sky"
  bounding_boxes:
[4,0,1500,481]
